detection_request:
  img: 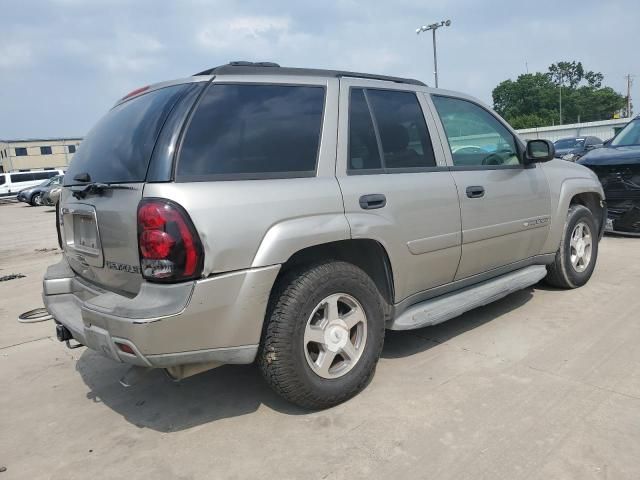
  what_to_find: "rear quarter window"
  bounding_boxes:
[177,84,325,180]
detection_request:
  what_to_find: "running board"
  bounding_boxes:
[390,265,547,330]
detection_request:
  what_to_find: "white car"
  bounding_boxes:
[0,170,64,198]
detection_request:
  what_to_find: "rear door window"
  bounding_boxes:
[64,84,190,186]
[0,175,5,185]
[348,88,436,173]
[177,84,325,180]
[348,89,382,171]
[366,89,436,169]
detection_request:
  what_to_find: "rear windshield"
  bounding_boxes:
[177,84,325,180]
[64,84,189,186]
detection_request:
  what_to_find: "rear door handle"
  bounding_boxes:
[359,194,386,210]
[465,186,485,198]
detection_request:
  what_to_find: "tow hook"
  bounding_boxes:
[55,323,83,349]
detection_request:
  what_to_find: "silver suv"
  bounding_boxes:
[43,62,606,409]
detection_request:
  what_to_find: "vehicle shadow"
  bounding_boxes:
[76,287,535,431]
[76,351,308,432]
[382,287,534,359]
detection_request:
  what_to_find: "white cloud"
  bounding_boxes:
[197,15,291,50]
[0,42,33,70]
[0,0,638,138]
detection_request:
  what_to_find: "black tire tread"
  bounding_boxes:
[545,204,597,289]
[258,261,385,409]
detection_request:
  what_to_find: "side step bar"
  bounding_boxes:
[389,265,547,331]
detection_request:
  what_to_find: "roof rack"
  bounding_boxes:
[194,61,427,87]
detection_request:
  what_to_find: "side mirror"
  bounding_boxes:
[525,139,555,164]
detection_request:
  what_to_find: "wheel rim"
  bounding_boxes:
[34,194,42,205]
[303,293,367,379]
[569,221,593,273]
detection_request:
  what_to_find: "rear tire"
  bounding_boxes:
[258,261,385,409]
[545,204,598,289]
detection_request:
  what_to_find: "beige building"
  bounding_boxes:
[0,137,82,173]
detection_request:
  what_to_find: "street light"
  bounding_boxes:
[416,19,451,88]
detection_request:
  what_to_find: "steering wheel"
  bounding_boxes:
[482,153,504,165]
[453,146,485,155]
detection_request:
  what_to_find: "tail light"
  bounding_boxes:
[137,199,204,282]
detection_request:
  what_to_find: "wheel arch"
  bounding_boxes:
[542,178,605,253]
[273,239,395,320]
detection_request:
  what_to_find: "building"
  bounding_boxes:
[516,118,629,143]
[0,137,82,173]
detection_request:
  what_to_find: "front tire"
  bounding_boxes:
[545,204,599,288]
[258,261,385,409]
[30,193,42,206]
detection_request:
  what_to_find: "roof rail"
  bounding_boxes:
[193,62,427,86]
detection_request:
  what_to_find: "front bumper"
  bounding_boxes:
[43,258,280,368]
[605,199,640,235]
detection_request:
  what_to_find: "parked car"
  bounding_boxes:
[554,136,603,161]
[42,184,63,206]
[16,174,64,206]
[43,62,606,409]
[578,116,640,236]
[0,170,64,199]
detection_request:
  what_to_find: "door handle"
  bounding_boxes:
[359,194,386,210]
[465,186,485,198]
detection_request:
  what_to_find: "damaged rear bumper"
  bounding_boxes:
[43,258,280,368]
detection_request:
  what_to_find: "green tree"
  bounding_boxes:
[492,61,626,128]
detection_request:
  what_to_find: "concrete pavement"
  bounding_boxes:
[1,201,639,479]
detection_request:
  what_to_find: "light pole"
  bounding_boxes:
[416,19,451,88]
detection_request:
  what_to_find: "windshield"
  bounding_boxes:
[64,84,189,186]
[554,138,585,149]
[611,120,640,147]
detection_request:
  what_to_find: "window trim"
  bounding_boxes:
[430,93,526,170]
[346,86,439,176]
[173,81,327,183]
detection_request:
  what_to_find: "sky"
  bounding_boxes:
[1,0,638,139]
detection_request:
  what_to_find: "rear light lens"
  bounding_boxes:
[137,199,204,282]
[121,85,150,101]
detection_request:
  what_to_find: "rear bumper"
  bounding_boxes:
[43,258,280,368]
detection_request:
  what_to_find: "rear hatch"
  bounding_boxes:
[60,82,197,294]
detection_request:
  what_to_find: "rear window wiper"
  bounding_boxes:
[70,182,135,199]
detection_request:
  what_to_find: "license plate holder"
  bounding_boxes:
[61,205,104,267]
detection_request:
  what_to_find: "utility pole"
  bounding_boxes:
[416,20,452,88]
[559,74,563,125]
[625,74,633,117]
